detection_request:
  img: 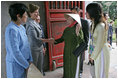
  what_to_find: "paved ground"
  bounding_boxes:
[28,43,117,78]
[27,64,43,78]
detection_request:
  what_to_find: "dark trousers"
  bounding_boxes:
[116,34,117,45]
[79,51,85,73]
[110,36,112,46]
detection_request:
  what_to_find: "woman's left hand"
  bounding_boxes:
[43,48,46,55]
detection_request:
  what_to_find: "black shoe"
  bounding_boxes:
[87,62,90,65]
[43,72,45,76]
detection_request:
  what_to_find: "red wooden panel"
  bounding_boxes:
[59,1,62,9]
[78,1,80,7]
[45,1,53,70]
[82,2,85,19]
[50,13,65,18]
[75,1,77,7]
[58,58,63,63]
[64,1,66,9]
[50,18,66,22]
[51,2,53,9]
[49,9,71,13]
[71,1,73,8]
[55,1,57,9]
[67,1,69,9]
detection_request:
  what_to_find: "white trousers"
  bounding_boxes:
[75,56,80,78]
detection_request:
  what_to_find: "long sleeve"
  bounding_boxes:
[54,36,64,44]
[90,24,105,60]
[54,30,65,44]
[81,19,89,44]
[26,25,43,46]
[28,50,33,62]
[22,26,33,63]
[9,29,29,69]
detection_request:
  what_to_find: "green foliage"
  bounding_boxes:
[112,33,116,42]
[94,1,117,21]
[109,2,117,20]
[114,19,117,28]
[107,18,117,28]
[107,18,112,23]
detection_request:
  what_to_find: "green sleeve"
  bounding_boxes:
[54,28,66,44]
[79,29,84,41]
[54,36,64,44]
[78,29,84,43]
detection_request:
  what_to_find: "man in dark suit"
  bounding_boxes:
[70,6,89,77]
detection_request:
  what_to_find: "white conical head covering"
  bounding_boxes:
[64,14,82,27]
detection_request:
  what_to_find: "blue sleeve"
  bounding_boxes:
[28,47,33,62]
[28,53,33,63]
[21,25,33,62]
[22,25,33,62]
[9,28,29,69]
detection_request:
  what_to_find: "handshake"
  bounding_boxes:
[47,38,55,44]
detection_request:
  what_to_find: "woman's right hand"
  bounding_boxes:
[26,62,32,75]
[26,66,29,76]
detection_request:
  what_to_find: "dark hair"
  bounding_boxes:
[9,3,28,21]
[70,6,80,13]
[86,3,108,32]
[103,12,108,17]
[110,20,113,23]
[28,4,39,17]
